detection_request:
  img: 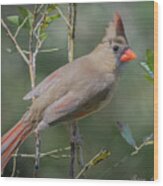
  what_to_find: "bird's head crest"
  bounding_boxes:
[102,12,128,43]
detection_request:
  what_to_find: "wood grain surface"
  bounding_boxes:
[154,1,158,181]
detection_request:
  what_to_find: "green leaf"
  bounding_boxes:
[45,14,60,24]
[116,121,137,148]
[89,149,111,166]
[18,6,31,17]
[146,49,154,72]
[40,22,49,31]
[145,74,154,82]
[40,14,60,33]
[7,15,19,26]
[140,62,154,79]
[75,148,111,179]
[139,49,154,82]
[47,4,57,13]
[18,6,33,30]
[39,32,48,41]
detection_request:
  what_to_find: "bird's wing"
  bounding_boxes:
[23,63,72,100]
[42,91,83,124]
[23,55,91,101]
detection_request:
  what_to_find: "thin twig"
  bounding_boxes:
[35,4,45,15]
[76,126,84,169]
[14,16,29,38]
[105,139,153,178]
[28,6,48,91]
[69,121,77,178]
[131,139,154,156]
[12,146,70,158]
[29,6,49,175]
[23,47,59,54]
[32,5,48,71]
[99,136,154,178]
[39,47,59,53]
[67,3,77,63]
[10,148,19,177]
[33,14,45,37]
[28,27,35,92]
[28,5,48,101]
[56,6,72,30]
[22,50,30,54]
[1,19,29,64]
[72,4,77,39]
[75,149,111,179]
[67,4,74,64]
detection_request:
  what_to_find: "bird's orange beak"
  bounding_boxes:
[120,49,137,62]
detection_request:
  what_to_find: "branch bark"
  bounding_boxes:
[12,146,70,159]
[67,3,84,179]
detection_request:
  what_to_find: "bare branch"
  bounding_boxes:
[28,5,48,94]
[32,5,49,62]
[69,120,77,178]
[67,3,76,63]
[76,126,84,168]
[1,18,30,64]
[10,148,19,177]
[33,14,45,37]
[14,16,29,38]
[75,149,111,179]
[12,146,70,159]
[56,6,72,30]
[67,3,81,179]
[22,50,30,54]
[23,47,59,54]
[39,47,59,53]
[131,139,153,156]
[35,4,44,15]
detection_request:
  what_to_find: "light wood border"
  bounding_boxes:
[154,1,158,181]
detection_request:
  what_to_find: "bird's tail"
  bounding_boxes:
[1,113,33,173]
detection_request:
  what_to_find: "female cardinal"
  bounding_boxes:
[1,13,136,172]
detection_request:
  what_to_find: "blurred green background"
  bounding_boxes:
[1,2,154,180]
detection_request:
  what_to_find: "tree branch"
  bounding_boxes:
[10,148,19,177]
[12,146,70,159]
[2,4,63,176]
[56,6,72,30]
[22,47,59,54]
[75,149,111,179]
[67,3,83,179]
[14,16,29,38]
[69,120,77,178]
[1,18,30,64]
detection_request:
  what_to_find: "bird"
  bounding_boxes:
[1,12,136,173]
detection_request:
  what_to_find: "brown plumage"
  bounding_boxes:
[1,13,136,172]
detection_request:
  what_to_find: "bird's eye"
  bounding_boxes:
[113,45,119,52]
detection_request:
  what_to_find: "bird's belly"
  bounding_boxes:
[72,86,115,120]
